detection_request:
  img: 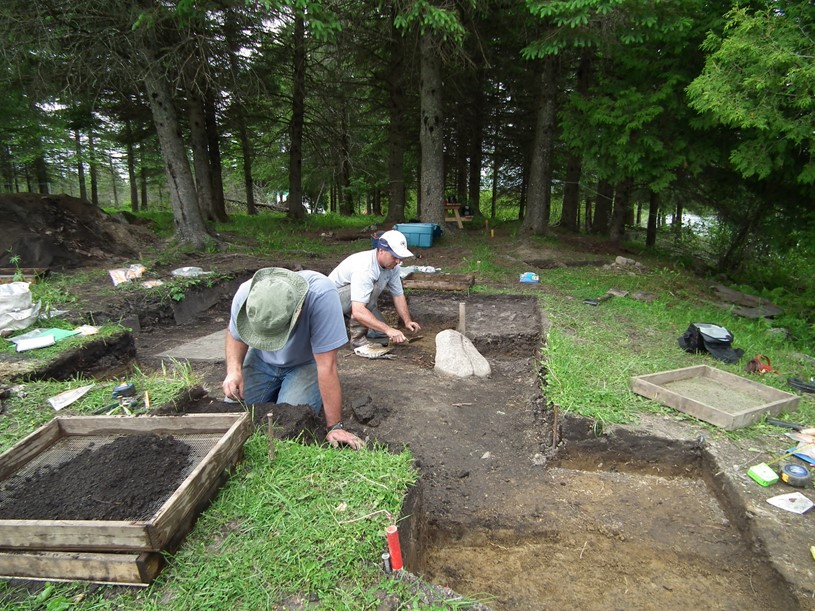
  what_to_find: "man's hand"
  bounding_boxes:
[386,327,407,344]
[224,331,248,401]
[326,428,365,450]
[405,321,421,333]
[222,372,244,401]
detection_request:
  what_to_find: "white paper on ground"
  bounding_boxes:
[766,492,814,514]
[47,384,95,410]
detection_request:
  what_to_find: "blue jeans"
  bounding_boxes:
[242,348,322,414]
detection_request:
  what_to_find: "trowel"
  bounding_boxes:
[583,288,629,306]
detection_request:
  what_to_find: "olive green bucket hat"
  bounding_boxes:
[236,268,308,352]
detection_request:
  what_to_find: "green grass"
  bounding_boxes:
[535,264,815,437]
[0,361,198,452]
[0,436,422,610]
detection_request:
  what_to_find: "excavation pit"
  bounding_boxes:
[407,440,799,610]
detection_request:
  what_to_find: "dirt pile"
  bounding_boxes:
[0,193,158,270]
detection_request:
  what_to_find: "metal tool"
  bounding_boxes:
[93,382,140,415]
[583,288,628,306]
[112,382,136,399]
[766,417,805,431]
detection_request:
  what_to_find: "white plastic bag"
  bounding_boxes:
[0,282,41,332]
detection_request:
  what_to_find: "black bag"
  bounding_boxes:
[678,323,744,364]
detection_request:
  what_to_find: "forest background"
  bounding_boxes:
[0,0,813,334]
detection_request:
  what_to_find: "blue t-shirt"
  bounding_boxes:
[229,270,348,366]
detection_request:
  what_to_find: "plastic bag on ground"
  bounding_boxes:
[0,282,41,333]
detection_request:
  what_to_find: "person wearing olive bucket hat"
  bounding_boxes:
[222,267,364,449]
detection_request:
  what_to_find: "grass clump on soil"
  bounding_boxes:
[0,362,196,452]
[0,436,425,611]
[0,320,126,360]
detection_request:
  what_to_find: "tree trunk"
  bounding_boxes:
[591,179,613,235]
[340,109,353,215]
[561,51,592,231]
[139,143,148,211]
[0,145,11,192]
[287,10,307,220]
[491,155,499,219]
[88,132,99,207]
[225,19,256,216]
[143,58,209,249]
[519,164,528,221]
[373,190,382,216]
[522,56,558,235]
[188,90,218,222]
[418,32,445,228]
[467,68,485,217]
[34,151,49,194]
[609,177,633,244]
[108,153,119,207]
[126,124,138,212]
[673,198,684,234]
[646,190,659,247]
[74,130,87,202]
[455,113,468,204]
[237,117,256,215]
[205,92,227,221]
[561,153,581,230]
[385,82,407,224]
[416,155,422,218]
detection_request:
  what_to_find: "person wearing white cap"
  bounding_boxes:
[329,229,422,348]
[222,267,364,449]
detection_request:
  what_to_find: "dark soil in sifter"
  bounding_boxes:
[0,434,192,521]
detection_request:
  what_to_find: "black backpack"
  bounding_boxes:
[678,323,744,364]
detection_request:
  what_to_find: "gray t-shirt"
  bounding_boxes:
[228,270,348,367]
[328,249,404,314]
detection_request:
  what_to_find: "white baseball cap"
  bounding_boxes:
[377,230,414,259]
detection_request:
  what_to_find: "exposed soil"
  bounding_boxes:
[1,194,813,608]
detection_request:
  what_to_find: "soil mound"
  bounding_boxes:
[0,193,158,269]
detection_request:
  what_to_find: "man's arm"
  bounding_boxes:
[314,349,364,449]
[223,331,249,400]
[392,294,421,333]
[350,301,407,343]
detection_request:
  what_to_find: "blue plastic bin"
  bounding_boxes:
[394,223,438,248]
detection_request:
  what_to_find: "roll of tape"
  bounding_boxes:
[780,463,811,488]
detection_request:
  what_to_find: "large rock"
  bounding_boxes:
[434,329,491,378]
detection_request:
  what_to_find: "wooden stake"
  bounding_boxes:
[267,413,276,461]
[458,302,466,335]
